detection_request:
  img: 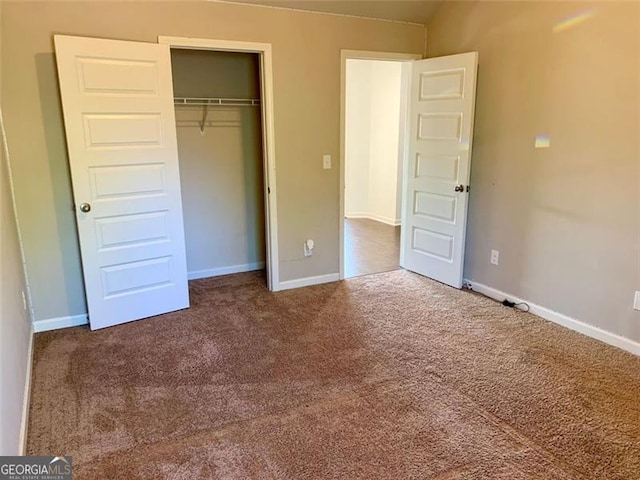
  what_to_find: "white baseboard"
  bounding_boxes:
[33,314,88,333]
[465,279,640,357]
[32,265,267,332]
[188,262,265,280]
[19,324,34,455]
[345,213,401,227]
[276,273,340,291]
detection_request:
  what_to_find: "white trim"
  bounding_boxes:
[345,213,401,227]
[398,62,412,268]
[207,0,425,26]
[33,314,88,333]
[465,279,640,357]
[339,50,421,280]
[341,50,423,62]
[19,325,34,455]
[276,273,340,291]
[158,36,280,292]
[160,36,270,54]
[188,262,265,280]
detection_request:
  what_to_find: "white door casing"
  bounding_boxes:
[400,52,478,288]
[55,35,189,330]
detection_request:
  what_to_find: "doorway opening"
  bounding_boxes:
[344,59,402,278]
[340,51,419,280]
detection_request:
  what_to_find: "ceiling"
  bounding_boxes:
[218,0,444,25]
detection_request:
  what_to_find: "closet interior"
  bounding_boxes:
[170,49,266,281]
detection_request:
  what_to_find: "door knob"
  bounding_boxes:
[454,184,465,192]
[79,203,91,213]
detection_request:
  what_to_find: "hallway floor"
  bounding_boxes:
[344,217,400,278]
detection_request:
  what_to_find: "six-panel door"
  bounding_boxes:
[55,35,189,330]
[401,52,478,288]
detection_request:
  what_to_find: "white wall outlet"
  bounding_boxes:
[322,154,331,170]
[634,291,640,311]
[304,239,314,257]
[490,249,499,266]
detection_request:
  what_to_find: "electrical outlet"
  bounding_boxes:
[490,249,499,266]
[304,239,314,257]
[322,154,331,170]
[634,291,640,311]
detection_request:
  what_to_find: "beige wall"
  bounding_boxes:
[172,49,265,277]
[1,1,424,322]
[427,1,640,342]
[0,0,33,454]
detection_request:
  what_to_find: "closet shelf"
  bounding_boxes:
[174,97,260,107]
[174,97,260,134]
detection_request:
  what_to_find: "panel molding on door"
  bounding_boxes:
[55,35,189,330]
[400,52,478,288]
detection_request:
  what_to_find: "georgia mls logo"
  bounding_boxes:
[49,457,71,470]
[0,456,73,480]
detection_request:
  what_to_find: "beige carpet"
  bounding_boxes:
[27,270,640,479]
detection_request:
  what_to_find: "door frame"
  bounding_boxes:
[159,36,280,290]
[339,50,422,280]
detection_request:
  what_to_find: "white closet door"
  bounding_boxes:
[55,35,189,330]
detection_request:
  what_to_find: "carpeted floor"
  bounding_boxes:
[28,270,640,479]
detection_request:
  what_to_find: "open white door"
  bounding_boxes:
[55,35,189,330]
[400,52,478,288]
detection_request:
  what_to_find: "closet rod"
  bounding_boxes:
[174,97,260,107]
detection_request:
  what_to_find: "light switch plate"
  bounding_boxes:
[322,154,331,169]
[634,291,640,311]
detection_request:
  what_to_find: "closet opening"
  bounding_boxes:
[170,48,268,285]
